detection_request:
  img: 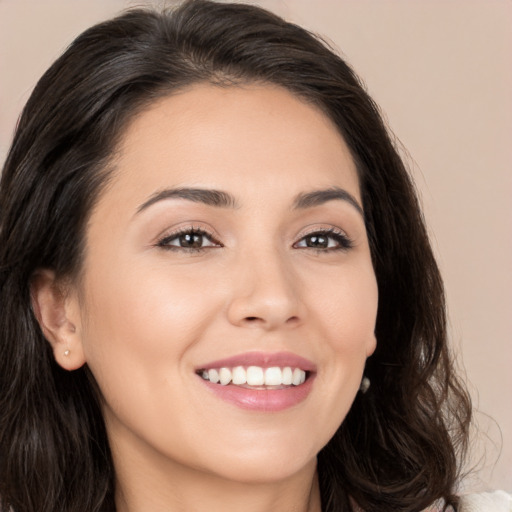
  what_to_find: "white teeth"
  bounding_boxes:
[282,367,293,385]
[232,366,247,385]
[219,367,231,386]
[208,369,220,384]
[246,366,265,386]
[201,366,307,387]
[264,367,282,386]
[292,368,305,386]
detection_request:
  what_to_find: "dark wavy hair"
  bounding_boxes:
[0,1,471,511]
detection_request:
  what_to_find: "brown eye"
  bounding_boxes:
[294,230,353,251]
[303,234,329,248]
[158,229,220,251]
[178,233,204,248]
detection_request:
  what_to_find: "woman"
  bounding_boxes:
[0,1,497,510]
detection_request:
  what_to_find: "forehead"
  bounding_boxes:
[104,83,360,207]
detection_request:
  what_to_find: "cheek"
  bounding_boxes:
[77,257,223,391]
[75,259,228,457]
[304,262,377,424]
[309,262,378,351]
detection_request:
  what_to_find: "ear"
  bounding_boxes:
[30,269,86,371]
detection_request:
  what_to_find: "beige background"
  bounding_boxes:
[1,0,510,492]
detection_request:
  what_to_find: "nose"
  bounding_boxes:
[226,248,303,331]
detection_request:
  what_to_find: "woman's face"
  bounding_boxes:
[70,84,378,483]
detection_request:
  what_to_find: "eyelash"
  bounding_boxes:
[157,227,222,252]
[294,228,353,252]
[156,227,353,253]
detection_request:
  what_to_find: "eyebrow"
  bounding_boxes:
[136,187,239,213]
[293,187,364,218]
[136,185,364,218]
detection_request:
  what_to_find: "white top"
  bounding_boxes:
[458,491,512,511]
[356,491,512,511]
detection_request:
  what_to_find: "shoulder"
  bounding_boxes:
[457,491,512,512]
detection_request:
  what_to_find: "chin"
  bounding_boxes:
[191,435,321,485]
[210,454,317,485]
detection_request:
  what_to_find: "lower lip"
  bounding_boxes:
[200,375,315,412]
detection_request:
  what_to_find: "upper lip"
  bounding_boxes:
[196,351,317,372]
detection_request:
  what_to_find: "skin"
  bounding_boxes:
[33,84,378,512]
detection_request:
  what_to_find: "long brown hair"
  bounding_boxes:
[0,1,471,511]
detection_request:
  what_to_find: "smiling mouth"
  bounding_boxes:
[197,366,309,388]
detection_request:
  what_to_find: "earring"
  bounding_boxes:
[360,376,370,394]
[64,349,70,356]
